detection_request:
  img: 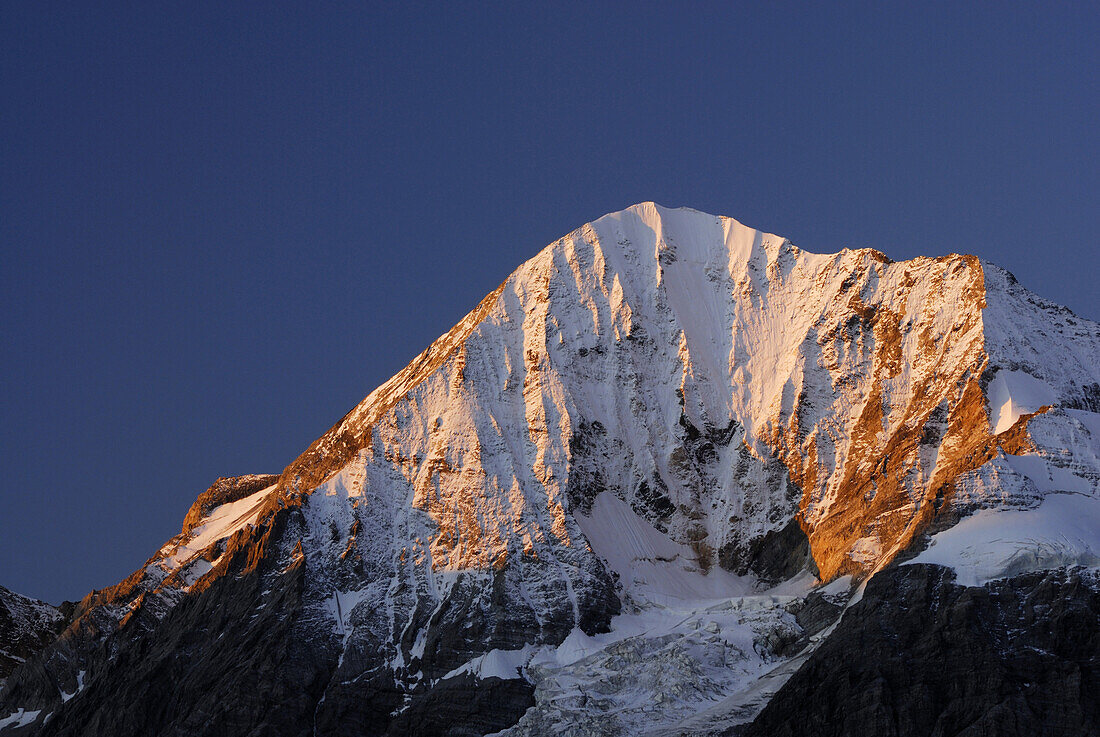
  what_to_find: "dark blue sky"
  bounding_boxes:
[2,3,1097,603]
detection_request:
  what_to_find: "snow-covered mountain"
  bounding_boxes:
[2,203,1099,736]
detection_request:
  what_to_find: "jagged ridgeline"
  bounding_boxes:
[3,203,1099,736]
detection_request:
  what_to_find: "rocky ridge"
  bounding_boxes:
[0,589,66,691]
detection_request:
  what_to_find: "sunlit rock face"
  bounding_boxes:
[2,203,1099,736]
[282,202,1099,585]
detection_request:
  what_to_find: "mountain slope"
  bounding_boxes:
[2,203,1098,736]
[0,589,66,691]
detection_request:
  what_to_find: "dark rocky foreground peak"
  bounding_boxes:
[0,588,69,690]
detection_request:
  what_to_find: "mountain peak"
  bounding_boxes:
[4,205,1099,736]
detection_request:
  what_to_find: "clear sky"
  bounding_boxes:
[2,3,1097,603]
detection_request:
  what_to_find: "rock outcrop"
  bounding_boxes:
[0,589,67,690]
[741,564,1100,737]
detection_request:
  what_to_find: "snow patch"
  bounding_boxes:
[817,574,853,599]
[166,484,277,569]
[907,492,1100,586]
[848,536,881,566]
[59,670,85,703]
[325,587,379,638]
[0,709,42,731]
[987,371,1056,434]
[1001,453,1092,494]
[444,645,536,682]
[576,492,753,607]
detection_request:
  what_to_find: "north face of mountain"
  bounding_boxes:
[2,203,1099,736]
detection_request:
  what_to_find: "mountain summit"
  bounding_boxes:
[3,203,1099,736]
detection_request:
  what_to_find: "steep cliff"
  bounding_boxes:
[0,589,66,691]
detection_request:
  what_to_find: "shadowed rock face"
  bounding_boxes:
[0,588,67,688]
[1,510,540,737]
[740,564,1100,737]
[719,517,816,584]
